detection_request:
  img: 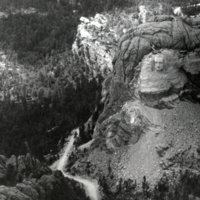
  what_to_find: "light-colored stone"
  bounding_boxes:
[137,50,188,94]
[98,101,156,150]
[72,14,118,77]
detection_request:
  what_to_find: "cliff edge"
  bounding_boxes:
[70,13,200,200]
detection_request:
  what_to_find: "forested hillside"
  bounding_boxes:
[0,0,131,65]
[0,0,199,162]
[0,0,111,160]
[1,0,200,200]
[0,0,144,161]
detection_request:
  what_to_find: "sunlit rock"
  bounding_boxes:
[136,50,187,95]
[98,101,154,151]
[72,13,200,198]
[72,14,118,77]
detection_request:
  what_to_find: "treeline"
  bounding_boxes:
[0,8,78,65]
[0,0,132,65]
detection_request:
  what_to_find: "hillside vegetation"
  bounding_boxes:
[0,0,199,161]
[0,0,138,161]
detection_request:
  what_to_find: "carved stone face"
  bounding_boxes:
[154,55,164,71]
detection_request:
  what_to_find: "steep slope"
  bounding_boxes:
[69,15,200,199]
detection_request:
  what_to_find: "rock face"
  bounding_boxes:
[113,19,200,84]
[70,16,200,199]
[72,14,116,77]
[137,50,187,94]
[72,12,139,77]
[100,18,200,115]
[97,101,153,151]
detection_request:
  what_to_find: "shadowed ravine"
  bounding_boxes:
[50,129,100,200]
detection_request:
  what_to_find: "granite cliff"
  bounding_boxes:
[69,12,200,200]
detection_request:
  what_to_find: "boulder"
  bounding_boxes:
[136,50,187,94]
[115,19,200,83]
[72,11,140,78]
[100,18,200,113]
[155,144,170,157]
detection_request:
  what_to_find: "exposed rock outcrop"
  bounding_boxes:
[72,14,116,77]
[100,18,200,117]
[72,11,139,77]
[70,15,200,199]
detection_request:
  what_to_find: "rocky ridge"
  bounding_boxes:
[72,10,140,77]
[72,13,116,77]
[69,10,200,200]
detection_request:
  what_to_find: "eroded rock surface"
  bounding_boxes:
[72,14,116,77]
[114,19,200,84]
[70,15,200,199]
[72,12,139,77]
